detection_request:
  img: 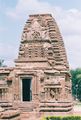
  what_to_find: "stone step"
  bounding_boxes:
[19,107,33,112]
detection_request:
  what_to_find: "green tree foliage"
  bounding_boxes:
[70,68,81,101]
[43,116,81,120]
[0,59,4,67]
[0,59,6,67]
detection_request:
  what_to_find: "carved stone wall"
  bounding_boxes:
[0,14,73,119]
[15,14,69,70]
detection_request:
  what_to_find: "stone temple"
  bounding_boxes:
[0,14,73,119]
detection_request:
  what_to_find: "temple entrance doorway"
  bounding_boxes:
[22,78,32,101]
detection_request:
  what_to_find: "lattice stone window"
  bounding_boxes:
[34,48,38,57]
[40,48,44,57]
[34,46,44,58]
[24,44,45,58]
[25,47,32,58]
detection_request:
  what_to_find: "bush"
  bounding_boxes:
[46,116,61,120]
[63,116,81,120]
[43,116,81,120]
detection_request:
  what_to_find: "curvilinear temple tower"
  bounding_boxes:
[0,14,73,119]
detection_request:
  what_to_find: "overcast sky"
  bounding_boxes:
[0,0,81,69]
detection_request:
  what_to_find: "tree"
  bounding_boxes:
[0,59,4,67]
[0,59,6,67]
[70,68,81,101]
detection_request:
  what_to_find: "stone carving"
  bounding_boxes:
[32,31,41,40]
[50,88,61,100]
[21,19,50,41]
[14,94,19,100]
[44,87,61,101]
[50,88,56,99]
[0,14,73,119]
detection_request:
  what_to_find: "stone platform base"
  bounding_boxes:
[20,111,73,120]
[0,110,20,120]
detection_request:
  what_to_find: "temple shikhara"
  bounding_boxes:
[0,14,73,119]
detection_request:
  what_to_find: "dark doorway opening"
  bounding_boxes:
[22,78,32,101]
